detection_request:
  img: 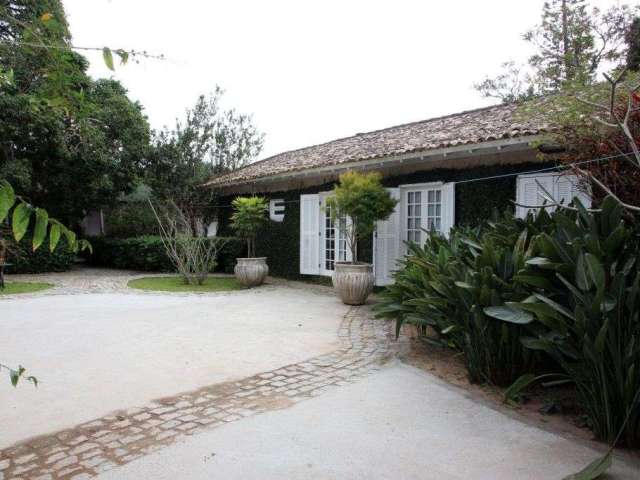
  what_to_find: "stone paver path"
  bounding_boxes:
[0,305,401,479]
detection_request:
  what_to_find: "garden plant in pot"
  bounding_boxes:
[326,171,397,305]
[230,196,269,287]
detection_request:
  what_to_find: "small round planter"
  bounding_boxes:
[332,262,374,305]
[234,257,269,287]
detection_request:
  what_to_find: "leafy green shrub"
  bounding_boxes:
[85,236,244,273]
[326,171,397,263]
[5,236,76,274]
[490,198,640,447]
[231,196,269,258]
[104,202,158,238]
[375,213,552,386]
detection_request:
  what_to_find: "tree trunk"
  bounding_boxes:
[561,0,572,80]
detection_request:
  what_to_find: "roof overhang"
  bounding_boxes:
[211,135,544,195]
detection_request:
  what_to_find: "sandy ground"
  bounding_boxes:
[0,287,347,448]
[99,363,640,480]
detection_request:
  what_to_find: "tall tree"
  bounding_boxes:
[474,1,638,102]
[626,17,640,71]
[145,88,264,228]
[0,0,151,224]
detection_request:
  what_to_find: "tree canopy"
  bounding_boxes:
[474,0,639,102]
[145,88,264,226]
[0,0,151,224]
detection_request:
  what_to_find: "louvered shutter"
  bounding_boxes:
[555,175,591,209]
[516,173,591,218]
[374,188,401,286]
[300,194,320,275]
[441,182,456,237]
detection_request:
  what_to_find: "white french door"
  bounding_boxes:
[320,193,350,276]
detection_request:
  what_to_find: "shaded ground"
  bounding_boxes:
[1,268,638,479]
[99,364,640,480]
[0,271,348,448]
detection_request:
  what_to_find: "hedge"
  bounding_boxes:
[5,237,76,274]
[216,163,547,281]
[84,235,245,273]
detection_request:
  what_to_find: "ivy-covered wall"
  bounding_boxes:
[218,162,546,280]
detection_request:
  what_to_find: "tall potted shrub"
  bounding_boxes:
[231,196,269,287]
[327,171,397,305]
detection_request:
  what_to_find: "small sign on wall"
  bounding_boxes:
[269,199,285,222]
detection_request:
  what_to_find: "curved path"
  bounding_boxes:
[0,269,400,479]
[2,269,638,479]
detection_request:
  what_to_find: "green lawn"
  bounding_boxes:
[127,276,242,292]
[0,282,53,295]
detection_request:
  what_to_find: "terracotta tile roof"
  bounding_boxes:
[204,102,549,188]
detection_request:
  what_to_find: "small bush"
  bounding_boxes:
[496,198,640,447]
[374,211,557,386]
[6,237,76,274]
[84,235,244,273]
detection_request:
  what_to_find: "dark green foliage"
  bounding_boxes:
[497,198,640,446]
[84,236,244,274]
[626,17,640,71]
[0,2,151,224]
[144,89,264,225]
[230,196,268,257]
[326,171,398,263]
[5,237,75,274]
[374,213,553,386]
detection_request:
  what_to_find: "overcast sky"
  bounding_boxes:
[64,0,624,160]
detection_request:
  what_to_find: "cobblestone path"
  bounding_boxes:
[0,306,400,479]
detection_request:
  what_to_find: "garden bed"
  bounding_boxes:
[127,276,242,292]
[0,282,53,295]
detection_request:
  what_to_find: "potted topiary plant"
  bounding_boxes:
[230,196,269,287]
[326,171,397,305]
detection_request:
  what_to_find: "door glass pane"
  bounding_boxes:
[406,191,422,245]
[426,188,442,233]
[325,202,347,271]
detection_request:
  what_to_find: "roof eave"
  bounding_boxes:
[209,135,543,194]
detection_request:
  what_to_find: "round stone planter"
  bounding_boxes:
[234,257,269,287]
[332,262,374,306]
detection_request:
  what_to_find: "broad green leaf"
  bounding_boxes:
[49,223,61,252]
[562,452,611,480]
[78,239,92,253]
[12,202,31,242]
[484,306,534,324]
[576,254,591,291]
[594,319,609,354]
[32,208,49,251]
[115,49,129,65]
[503,374,536,403]
[9,366,25,387]
[0,180,15,222]
[584,253,605,292]
[534,294,575,320]
[102,47,115,70]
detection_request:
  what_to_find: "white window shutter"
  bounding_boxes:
[441,182,456,237]
[517,173,592,218]
[374,188,401,286]
[300,194,320,275]
[555,174,592,209]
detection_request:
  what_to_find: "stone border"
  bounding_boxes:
[0,306,401,479]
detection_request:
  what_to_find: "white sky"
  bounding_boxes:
[63,0,625,160]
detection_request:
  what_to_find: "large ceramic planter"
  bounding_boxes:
[332,262,374,306]
[234,257,269,287]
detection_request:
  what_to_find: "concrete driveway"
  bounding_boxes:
[99,364,640,480]
[0,273,348,449]
[1,269,638,479]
